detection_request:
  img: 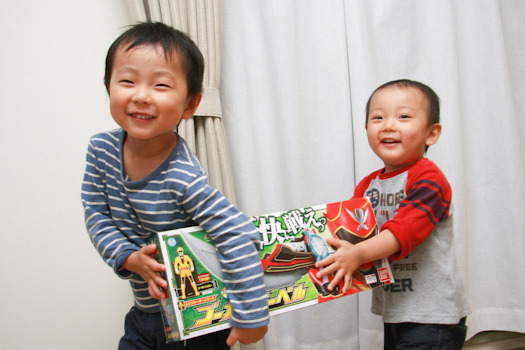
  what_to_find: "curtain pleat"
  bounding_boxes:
[127,0,147,22]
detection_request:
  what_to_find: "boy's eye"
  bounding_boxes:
[119,80,134,85]
[400,114,410,119]
[370,115,382,121]
[156,83,171,88]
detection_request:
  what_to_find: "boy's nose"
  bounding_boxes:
[383,116,396,131]
[132,88,152,104]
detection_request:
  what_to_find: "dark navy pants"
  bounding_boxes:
[118,307,230,350]
[384,317,467,350]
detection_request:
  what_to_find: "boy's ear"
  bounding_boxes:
[426,123,442,146]
[181,93,203,120]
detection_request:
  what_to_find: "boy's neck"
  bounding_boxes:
[382,158,423,174]
[122,132,179,181]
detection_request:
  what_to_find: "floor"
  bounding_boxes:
[463,331,525,349]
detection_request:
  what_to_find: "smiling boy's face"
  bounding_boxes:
[107,44,200,145]
[366,86,441,173]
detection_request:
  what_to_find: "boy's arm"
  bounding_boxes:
[121,244,168,300]
[316,229,400,293]
[320,161,451,292]
[379,161,452,259]
[181,176,270,331]
[81,141,140,278]
[349,161,451,261]
[82,149,169,299]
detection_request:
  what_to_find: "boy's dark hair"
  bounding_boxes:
[365,79,440,127]
[104,22,204,97]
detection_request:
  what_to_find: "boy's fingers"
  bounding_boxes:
[316,254,334,268]
[226,331,239,347]
[154,274,167,289]
[328,270,344,291]
[316,261,337,278]
[149,285,160,299]
[342,274,352,293]
[154,282,168,299]
[325,236,340,247]
[142,243,158,254]
[151,261,166,272]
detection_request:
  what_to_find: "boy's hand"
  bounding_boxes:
[226,326,268,347]
[315,236,363,293]
[316,230,401,293]
[122,243,167,299]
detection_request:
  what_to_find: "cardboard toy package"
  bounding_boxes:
[154,197,394,342]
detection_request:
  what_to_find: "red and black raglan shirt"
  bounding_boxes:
[355,158,451,260]
[353,158,470,324]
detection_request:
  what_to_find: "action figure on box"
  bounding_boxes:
[173,247,200,299]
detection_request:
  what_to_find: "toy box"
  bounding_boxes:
[155,197,394,342]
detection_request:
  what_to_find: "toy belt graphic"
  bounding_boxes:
[181,198,380,299]
[261,198,379,297]
[260,228,340,296]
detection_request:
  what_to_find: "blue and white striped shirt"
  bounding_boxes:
[81,129,269,328]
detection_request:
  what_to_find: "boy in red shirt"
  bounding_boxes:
[317,80,469,349]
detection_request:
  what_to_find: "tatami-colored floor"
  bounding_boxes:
[463,331,525,349]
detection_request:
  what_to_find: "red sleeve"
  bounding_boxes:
[383,159,452,260]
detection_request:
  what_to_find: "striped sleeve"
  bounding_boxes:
[80,134,140,277]
[180,171,269,328]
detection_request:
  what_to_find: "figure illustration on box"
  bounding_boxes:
[261,198,380,301]
[173,247,200,299]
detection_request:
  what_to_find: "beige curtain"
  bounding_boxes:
[126,1,262,349]
[126,0,238,206]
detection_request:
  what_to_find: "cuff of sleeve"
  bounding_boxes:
[381,223,408,261]
[114,249,138,278]
[229,316,270,329]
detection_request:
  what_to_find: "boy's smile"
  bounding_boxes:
[107,45,200,149]
[366,86,441,173]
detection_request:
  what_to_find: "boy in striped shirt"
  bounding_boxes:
[81,22,268,350]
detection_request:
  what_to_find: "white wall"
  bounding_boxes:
[0,1,133,349]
